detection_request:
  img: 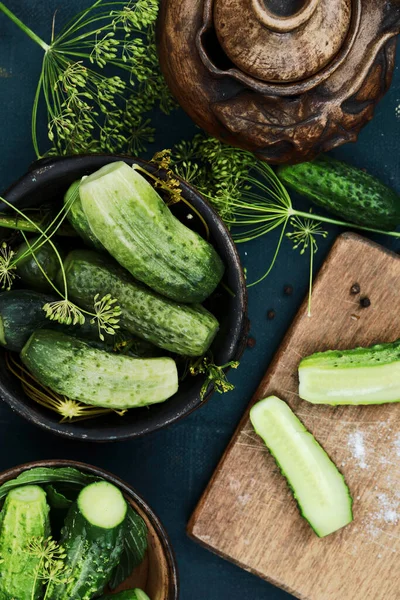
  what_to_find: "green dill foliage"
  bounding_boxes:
[26,536,72,597]
[189,356,240,400]
[0,0,176,157]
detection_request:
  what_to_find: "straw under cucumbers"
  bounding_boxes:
[47,481,127,600]
[79,161,224,303]
[0,485,50,600]
[299,340,400,405]
[278,155,400,229]
[63,249,219,356]
[250,396,353,537]
[21,330,179,409]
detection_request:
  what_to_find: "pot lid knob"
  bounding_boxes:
[213,0,352,83]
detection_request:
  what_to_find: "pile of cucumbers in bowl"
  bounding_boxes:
[0,161,226,412]
[0,466,150,599]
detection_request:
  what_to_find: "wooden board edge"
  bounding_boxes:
[187,231,398,537]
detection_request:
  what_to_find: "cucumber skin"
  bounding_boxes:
[80,162,224,303]
[21,330,179,410]
[250,396,353,537]
[64,180,104,251]
[100,591,150,600]
[0,486,50,600]
[278,155,400,229]
[15,236,62,292]
[63,249,219,357]
[299,340,400,405]
[0,290,126,353]
[46,502,126,600]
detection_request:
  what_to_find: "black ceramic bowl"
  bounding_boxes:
[0,155,248,441]
[0,459,179,599]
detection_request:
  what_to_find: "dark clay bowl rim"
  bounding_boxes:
[0,459,179,599]
[0,154,248,441]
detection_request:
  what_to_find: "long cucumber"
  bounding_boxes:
[299,340,400,405]
[0,485,50,599]
[21,330,179,410]
[62,249,219,356]
[79,161,224,302]
[250,396,353,537]
[47,481,127,599]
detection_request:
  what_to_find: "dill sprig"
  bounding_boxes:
[0,242,17,290]
[189,356,240,400]
[26,536,72,598]
[0,0,176,157]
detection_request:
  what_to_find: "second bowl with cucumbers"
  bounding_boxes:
[0,155,247,440]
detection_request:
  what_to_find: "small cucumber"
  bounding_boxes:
[0,485,50,599]
[79,161,225,302]
[63,249,219,356]
[64,180,104,250]
[47,481,127,600]
[250,396,353,537]
[21,329,179,410]
[15,235,63,292]
[100,590,150,600]
[278,155,400,229]
[299,340,400,405]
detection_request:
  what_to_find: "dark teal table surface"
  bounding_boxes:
[0,3,399,599]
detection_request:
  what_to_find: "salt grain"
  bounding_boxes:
[394,434,400,458]
[348,431,368,470]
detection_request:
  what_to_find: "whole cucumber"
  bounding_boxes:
[0,485,50,600]
[278,155,400,229]
[64,180,105,250]
[62,249,219,357]
[15,235,63,292]
[79,161,225,303]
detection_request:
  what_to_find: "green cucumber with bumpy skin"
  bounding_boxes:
[278,155,400,229]
[299,340,400,405]
[100,590,150,600]
[63,249,219,356]
[21,330,179,410]
[64,180,105,250]
[47,481,127,600]
[0,485,50,599]
[79,161,225,302]
[15,235,63,292]
[250,396,353,537]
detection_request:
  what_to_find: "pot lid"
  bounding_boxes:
[213,0,352,83]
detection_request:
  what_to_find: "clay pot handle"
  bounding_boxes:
[252,0,320,32]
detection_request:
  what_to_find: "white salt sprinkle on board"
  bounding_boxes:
[348,431,368,470]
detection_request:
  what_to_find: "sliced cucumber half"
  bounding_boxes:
[299,341,400,405]
[250,396,353,537]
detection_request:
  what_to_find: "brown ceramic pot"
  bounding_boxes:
[0,460,179,599]
[158,0,400,163]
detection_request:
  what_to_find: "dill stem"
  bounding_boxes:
[293,209,400,239]
[0,213,75,236]
[307,244,314,318]
[0,3,50,51]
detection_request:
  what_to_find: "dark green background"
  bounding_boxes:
[0,2,399,598]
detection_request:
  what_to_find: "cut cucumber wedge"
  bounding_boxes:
[250,396,353,537]
[299,341,400,405]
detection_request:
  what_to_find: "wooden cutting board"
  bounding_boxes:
[188,232,400,600]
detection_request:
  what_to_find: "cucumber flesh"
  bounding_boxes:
[64,179,105,250]
[250,396,353,537]
[299,341,400,405]
[78,481,127,529]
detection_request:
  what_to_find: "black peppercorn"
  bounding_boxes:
[283,285,293,296]
[350,283,360,295]
[267,310,275,320]
[247,337,256,348]
[360,297,371,308]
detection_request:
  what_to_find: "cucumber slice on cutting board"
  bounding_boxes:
[250,396,353,537]
[299,341,400,405]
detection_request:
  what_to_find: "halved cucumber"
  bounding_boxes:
[299,341,400,405]
[250,396,353,537]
